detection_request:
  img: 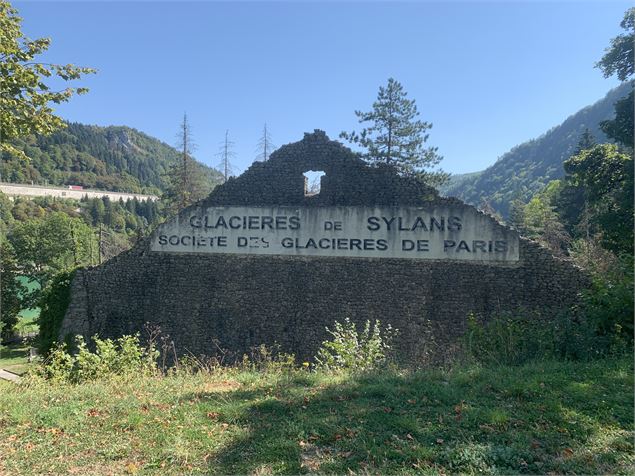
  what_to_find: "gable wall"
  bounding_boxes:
[60,131,588,362]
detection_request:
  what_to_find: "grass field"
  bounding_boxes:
[0,358,632,475]
[15,276,40,335]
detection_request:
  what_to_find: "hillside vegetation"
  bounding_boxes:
[441,83,631,216]
[1,123,223,195]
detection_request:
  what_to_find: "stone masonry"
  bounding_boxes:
[60,131,589,362]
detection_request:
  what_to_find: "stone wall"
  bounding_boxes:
[60,131,588,362]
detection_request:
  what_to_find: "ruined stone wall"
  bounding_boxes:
[60,131,588,362]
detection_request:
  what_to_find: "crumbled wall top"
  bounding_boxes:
[202,130,448,207]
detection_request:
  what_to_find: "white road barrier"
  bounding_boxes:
[0,182,158,202]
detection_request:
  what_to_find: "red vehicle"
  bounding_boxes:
[67,185,84,191]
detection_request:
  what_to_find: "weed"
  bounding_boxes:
[314,318,397,372]
[242,343,296,373]
[35,333,158,383]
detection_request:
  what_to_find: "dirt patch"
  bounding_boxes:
[202,380,241,393]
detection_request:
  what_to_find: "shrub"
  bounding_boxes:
[462,309,631,366]
[314,318,397,372]
[242,343,296,372]
[37,270,74,355]
[40,341,75,383]
[462,313,552,366]
[580,255,634,343]
[37,334,159,383]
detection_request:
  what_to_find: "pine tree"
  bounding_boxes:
[103,197,115,227]
[574,129,596,154]
[144,200,156,224]
[126,198,136,214]
[89,198,105,226]
[340,78,448,187]
[556,130,599,237]
[508,199,526,233]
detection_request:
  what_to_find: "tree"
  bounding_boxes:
[0,0,96,159]
[555,130,597,236]
[0,190,14,234]
[178,113,192,209]
[255,123,276,162]
[600,90,633,148]
[508,198,527,233]
[596,8,634,148]
[596,8,634,82]
[563,144,633,254]
[521,181,571,255]
[96,224,131,263]
[0,239,26,339]
[89,197,105,225]
[340,78,447,186]
[217,129,236,182]
[162,114,210,214]
[574,128,596,154]
[8,212,97,295]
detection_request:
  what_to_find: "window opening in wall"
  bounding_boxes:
[303,170,326,196]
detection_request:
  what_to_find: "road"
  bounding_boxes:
[0,368,21,383]
[0,182,158,202]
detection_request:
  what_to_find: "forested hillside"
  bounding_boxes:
[441,83,631,216]
[1,123,223,194]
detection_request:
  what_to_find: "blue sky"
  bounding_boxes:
[17,1,629,175]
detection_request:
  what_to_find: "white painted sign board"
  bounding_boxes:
[151,205,519,262]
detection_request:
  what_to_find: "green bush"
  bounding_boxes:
[581,255,634,342]
[314,318,397,372]
[462,313,550,366]
[37,270,74,355]
[37,334,159,383]
[462,309,631,366]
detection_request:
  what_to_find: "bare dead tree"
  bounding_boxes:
[176,113,196,210]
[216,130,236,182]
[97,224,130,263]
[162,113,208,214]
[255,123,276,162]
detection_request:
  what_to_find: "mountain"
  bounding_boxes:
[440,83,632,217]
[442,170,482,193]
[1,123,223,195]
